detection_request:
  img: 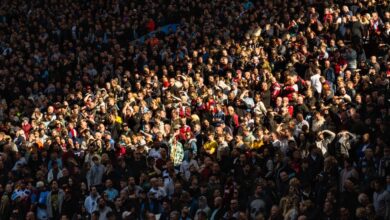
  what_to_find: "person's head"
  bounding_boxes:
[299,200,312,214]
[51,180,58,191]
[255,184,263,195]
[197,211,207,220]
[91,186,98,196]
[114,196,122,207]
[362,133,370,142]
[339,207,350,220]
[355,207,367,219]
[106,211,115,220]
[383,146,390,157]
[98,197,106,209]
[198,196,208,208]
[357,193,369,206]
[279,171,289,182]
[92,156,100,164]
[169,211,179,220]
[160,147,167,158]
[146,212,156,220]
[214,196,223,208]
[91,211,100,220]
[373,178,384,192]
[316,131,324,140]
[364,147,374,159]
[26,211,35,220]
[62,168,69,177]
[344,177,357,191]
[230,199,238,210]
[60,215,69,220]
[181,206,190,217]
[150,178,159,188]
[105,179,113,188]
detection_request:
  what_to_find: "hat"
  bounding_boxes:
[36,181,44,188]
[122,211,132,219]
[138,139,146,147]
[174,81,183,89]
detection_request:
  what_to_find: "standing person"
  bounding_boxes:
[94,198,112,220]
[46,180,65,220]
[84,187,100,215]
[372,178,390,219]
[194,196,210,220]
[210,197,224,220]
[61,188,78,219]
[35,181,49,220]
[315,130,336,156]
[168,129,184,167]
[247,184,269,219]
[0,184,13,220]
[223,199,239,219]
[87,156,105,190]
[310,69,322,98]
[339,158,359,192]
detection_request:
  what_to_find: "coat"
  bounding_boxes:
[46,190,65,218]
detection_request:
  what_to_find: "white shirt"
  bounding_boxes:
[310,73,322,94]
[84,195,99,214]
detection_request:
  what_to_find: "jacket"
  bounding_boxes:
[46,190,65,218]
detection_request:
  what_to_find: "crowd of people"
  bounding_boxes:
[0,0,389,219]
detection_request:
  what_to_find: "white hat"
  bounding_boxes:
[138,139,146,147]
[36,181,44,188]
[174,81,183,89]
[122,211,131,219]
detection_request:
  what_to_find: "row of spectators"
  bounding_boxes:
[0,0,389,220]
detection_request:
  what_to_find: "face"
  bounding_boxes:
[230,199,238,210]
[99,198,106,208]
[91,187,97,196]
[51,181,58,191]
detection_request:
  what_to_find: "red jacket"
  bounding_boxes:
[179,125,191,141]
[146,19,156,32]
[22,123,32,137]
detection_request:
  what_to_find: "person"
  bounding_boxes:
[87,156,105,189]
[46,180,65,220]
[247,184,268,219]
[372,178,390,219]
[310,68,322,97]
[94,198,112,220]
[103,179,118,202]
[84,187,100,215]
[61,188,78,219]
[315,130,336,156]
[210,197,224,220]
[194,196,210,220]
[339,158,359,192]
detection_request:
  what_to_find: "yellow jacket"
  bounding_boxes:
[203,140,218,155]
